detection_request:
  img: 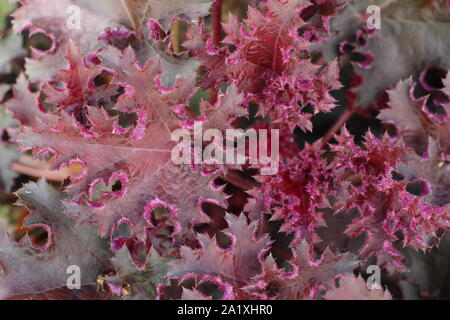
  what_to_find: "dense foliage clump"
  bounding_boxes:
[0,0,449,300]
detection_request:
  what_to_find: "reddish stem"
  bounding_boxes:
[11,161,68,182]
[11,155,71,182]
[212,0,223,47]
[320,108,354,148]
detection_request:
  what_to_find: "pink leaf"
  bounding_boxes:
[185,0,342,131]
[6,73,45,126]
[12,0,124,81]
[16,43,240,241]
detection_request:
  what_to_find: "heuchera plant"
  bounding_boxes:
[0,0,449,300]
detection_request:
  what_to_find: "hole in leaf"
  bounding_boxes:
[300,5,317,20]
[197,280,223,300]
[391,171,404,181]
[350,51,367,63]
[406,180,429,197]
[419,66,446,91]
[228,44,237,53]
[339,41,356,54]
[27,226,49,249]
[412,81,428,99]
[1,129,10,142]
[93,70,113,87]
[111,179,123,193]
[381,122,398,137]
[194,202,227,235]
[180,277,196,289]
[350,51,374,68]
[425,91,448,119]
[116,110,136,129]
[28,32,53,52]
[161,279,184,299]
[301,103,314,114]
[356,32,368,46]
[216,231,232,250]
